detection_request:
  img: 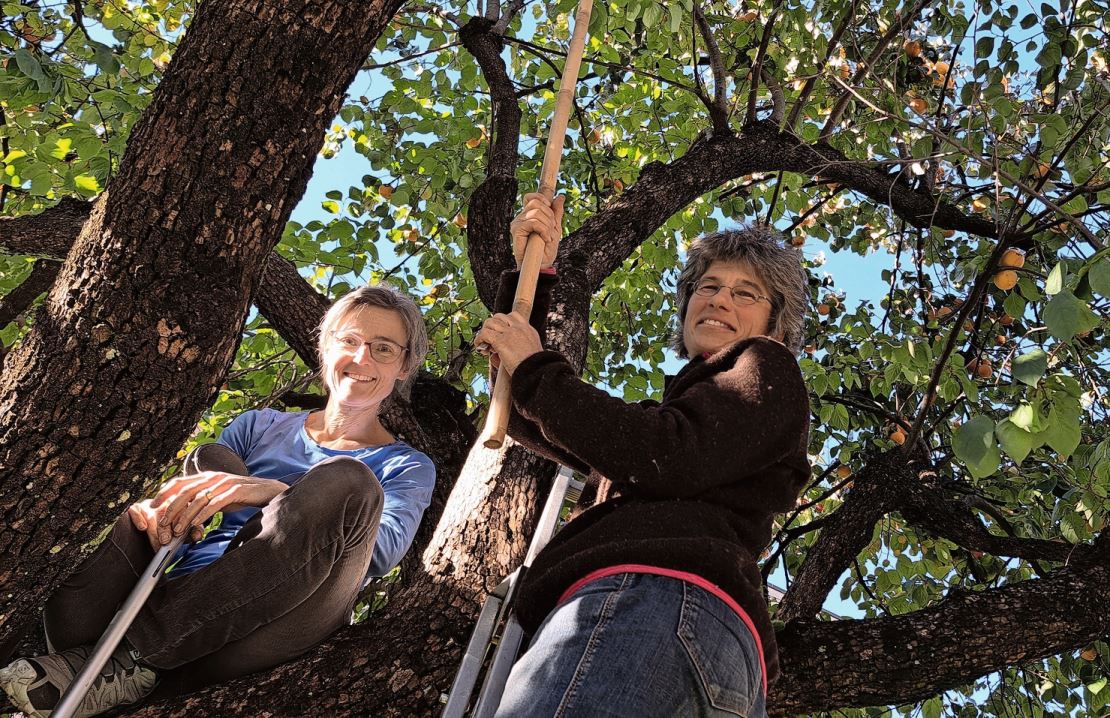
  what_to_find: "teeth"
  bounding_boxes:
[701,319,732,329]
[345,372,375,382]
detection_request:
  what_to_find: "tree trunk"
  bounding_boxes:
[0,0,408,660]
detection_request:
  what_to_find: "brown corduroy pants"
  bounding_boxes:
[43,444,383,688]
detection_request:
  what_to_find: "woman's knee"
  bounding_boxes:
[298,456,384,513]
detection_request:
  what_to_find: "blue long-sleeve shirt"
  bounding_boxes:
[166,409,435,584]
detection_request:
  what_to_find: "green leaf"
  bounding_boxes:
[90,41,120,74]
[953,416,1001,478]
[1009,403,1040,431]
[13,49,45,83]
[1090,258,1110,298]
[50,138,73,161]
[1013,350,1048,386]
[1060,513,1085,543]
[1002,291,1025,321]
[73,174,100,193]
[1045,262,1065,295]
[668,5,682,34]
[996,419,1035,464]
[1038,402,1081,457]
[1043,290,1099,340]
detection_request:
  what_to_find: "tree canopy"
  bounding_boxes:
[1,0,1109,716]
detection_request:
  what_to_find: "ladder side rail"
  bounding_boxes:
[471,616,525,718]
[441,573,515,718]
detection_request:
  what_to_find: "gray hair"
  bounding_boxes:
[672,224,808,356]
[317,283,429,395]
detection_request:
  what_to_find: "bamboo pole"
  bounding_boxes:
[478,0,595,449]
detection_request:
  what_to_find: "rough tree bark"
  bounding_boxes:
[0,0,409,660]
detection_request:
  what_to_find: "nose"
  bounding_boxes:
[352,342,375,362]
[706,286,733,309]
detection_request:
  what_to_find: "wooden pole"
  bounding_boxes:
[478,0,594,449]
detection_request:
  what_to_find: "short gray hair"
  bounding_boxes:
[673,224,808,356]
[317,283,429,394]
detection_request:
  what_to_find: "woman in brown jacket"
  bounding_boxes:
[477,194,811,718]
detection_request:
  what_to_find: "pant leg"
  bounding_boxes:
[42,515,154,651]
[494,573,766,718]
[126,455,384,680]
[40,444,244,651]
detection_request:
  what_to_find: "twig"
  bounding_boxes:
[492,0,529,33]
[786,0,858,130]
[819,0,936,139]
[498,33,697,93]
[363,41,461,70]
[826,74,1105,251]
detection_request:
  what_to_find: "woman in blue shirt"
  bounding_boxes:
[1,285,436,718]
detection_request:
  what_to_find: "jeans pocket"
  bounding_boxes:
[676,583,760,716]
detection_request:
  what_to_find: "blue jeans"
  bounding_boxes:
[496,573,768,718]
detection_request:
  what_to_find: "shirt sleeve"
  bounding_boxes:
[508,337,809,499]
[215,410,257,461]
[366,453,436,577]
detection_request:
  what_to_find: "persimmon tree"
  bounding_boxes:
[1,0,1108,716]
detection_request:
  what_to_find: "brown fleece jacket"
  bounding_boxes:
[496,271,811,685]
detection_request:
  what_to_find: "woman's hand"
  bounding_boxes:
[128,472,287,549]
[510,193,565,270]
[476,311,543,376]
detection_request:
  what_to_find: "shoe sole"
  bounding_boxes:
[0,658,48,718]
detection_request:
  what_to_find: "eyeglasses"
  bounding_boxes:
[329,331,408,365]
[691,279,772,306]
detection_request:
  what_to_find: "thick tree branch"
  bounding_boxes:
[692,4,730,134]
[0,260,60,329]
[563,121,998,291]
[899,472,1083,565]
[772,556,1110,714]
[1,201,329,370]
[776,452,903,621]
[252,253,330,371]
[0,196,89,258]
[460,17,522,308]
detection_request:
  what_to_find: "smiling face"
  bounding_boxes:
[682,260,775,357]
[322,305,411,410]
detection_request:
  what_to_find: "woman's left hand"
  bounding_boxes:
[476,311,543,376]
[145,472,287,545]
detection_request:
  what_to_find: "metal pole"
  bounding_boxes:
[53,535,185,718]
